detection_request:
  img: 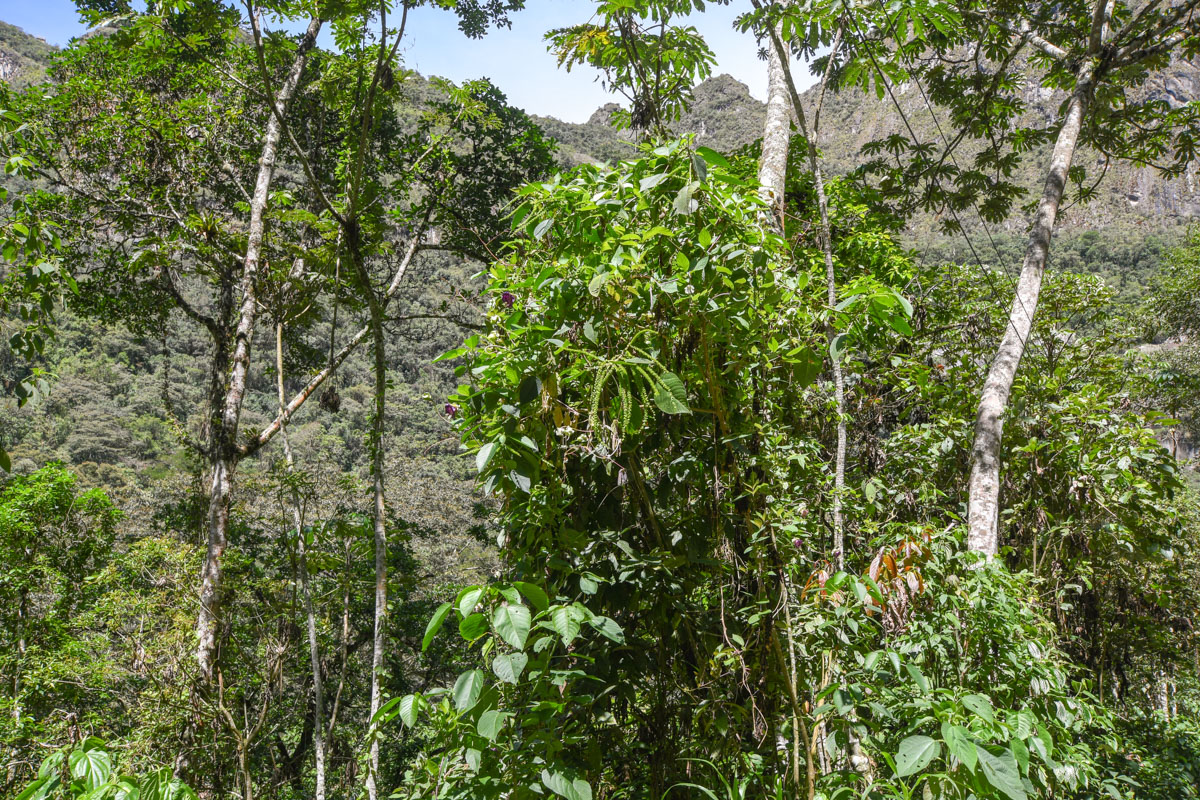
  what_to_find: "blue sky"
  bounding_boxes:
[1,0,817,122]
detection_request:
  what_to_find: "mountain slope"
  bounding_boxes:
[0,21,54,88]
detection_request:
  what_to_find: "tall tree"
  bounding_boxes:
[846,0,1200,555]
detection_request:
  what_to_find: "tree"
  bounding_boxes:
[843,0,1200,555]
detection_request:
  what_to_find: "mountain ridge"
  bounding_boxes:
[3,17,1198,231]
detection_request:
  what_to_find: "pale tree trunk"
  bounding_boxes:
[758,28,790,224]
[364,309,388,800]
[276,324,327,800]
[196,16,323,680]
[966,70,1092,556]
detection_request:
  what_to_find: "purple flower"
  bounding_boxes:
[792,538,802,549]
[500,291,515,309]
[444,403,459,418]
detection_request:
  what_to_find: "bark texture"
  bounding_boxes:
[757,27,790,225]
[196,17,323,680]
[966,70,1092,556]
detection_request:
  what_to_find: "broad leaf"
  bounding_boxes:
[977,747,1028,800]
[653,372,690,415]
[452,669,485,713]
[894,735,939,777]
[70,743,112,790]
[492,651,529,685]
[941,722,977,774]
[551,605,581,645]
[513,581,549,612]
[541,770,593,800]
[398,694,420,728]
[493,603,532,650]
[477,709,509,741]
[459,612,488,641]
[962,693,995,723]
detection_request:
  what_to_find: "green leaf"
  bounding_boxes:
[513,581,550,612]
[0,447,10,473]
[893,735,939,777]
[519,375,541,405]
[15,778,50,800]
[452,669,485,713]
[588,615,625,643]
[672,182,697,215]
[639,172,669,191]
[492,651,529,684]
[962,693,995,723]
[695,146,730,168]
[459,612,488,641]
[588,271,610,297]
[422,602,453,651]
[533,217,554,239]
[653,372,690,415]
[492,603,532,650]
[941,722,977,774]
[977,747,1028,800]
[541,770,592,800]
[1010,737,1029,776]
[552,605,581,645]
[398,694,420,728]
[70,742,112,790]
[476,442,498,474]
[477,709,509,741]
[457,587,484,619]
[830,332,849,364]
[905,662,930,694]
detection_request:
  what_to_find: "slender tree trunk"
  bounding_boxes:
[364,309,388,800]
[196,17,323,680]
[758,28,790,225]
[276,324,327,800]
[966,70,1092,556]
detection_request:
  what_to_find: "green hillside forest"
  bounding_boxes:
[3,1,1200,798]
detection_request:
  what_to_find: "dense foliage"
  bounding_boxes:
[2,0,1200,798]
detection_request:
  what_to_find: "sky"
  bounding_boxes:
[0,0,818,123]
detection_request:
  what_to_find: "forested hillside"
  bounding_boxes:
[3,2,1200,800]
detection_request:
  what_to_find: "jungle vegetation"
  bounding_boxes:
[2,0,1200,798]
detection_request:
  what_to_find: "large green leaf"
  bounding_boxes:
[977,747,1028,800]
[893,735,939,777]
[551,605,581,645]
[398,694,420,728]
[940,722,977,774]
[513,581,549,612]
[475,442,497,474]
[70,742,112,790]
[962,693,995,723]
[492,603,532,650]
[541,770,593,800]
[492,652,529,685]
[15,777,52,800]
[653,372,690,415]
[587,615,625,644]
[452,669,485,713]
[477,709,509,741]
[422,602,452,651]
[458,612,488,641]
[457,586,485,618]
